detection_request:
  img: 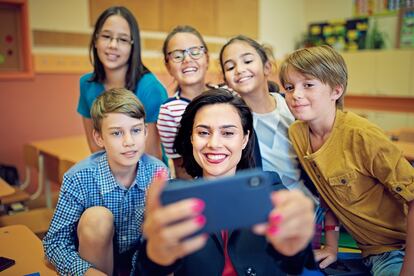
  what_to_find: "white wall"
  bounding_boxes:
[259,0,305,59]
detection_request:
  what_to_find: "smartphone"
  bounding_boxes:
[161,169,273,234]
[0,256,15,272]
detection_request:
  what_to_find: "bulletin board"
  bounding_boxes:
[0,0,33,79]
[308,18,369,51]
[397,7,414,48]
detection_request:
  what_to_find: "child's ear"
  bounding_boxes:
[93,129,104,147]
[263,61,272,77]
[331,85,344,101]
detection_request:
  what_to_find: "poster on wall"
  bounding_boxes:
[398,7,414,48]
[0,0,32,79]
[308,18,369,51]
[0,3,21,71]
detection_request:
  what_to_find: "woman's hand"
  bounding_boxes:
[143,169,208,266]
[253,190,315,256]
[314,246,338,269]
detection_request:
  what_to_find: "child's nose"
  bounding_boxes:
[123,133,135,146]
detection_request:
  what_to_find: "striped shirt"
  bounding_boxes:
[42,151,167,275]
[157,91,191,158]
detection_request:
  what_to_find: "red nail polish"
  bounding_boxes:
[192,199,205,213]
[267,225,279,235]
[194,215,206,226]
[154,168,167,179]
[269,214,282,224]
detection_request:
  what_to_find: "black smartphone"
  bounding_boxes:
[0,256,15,272]
[161,169,273,234]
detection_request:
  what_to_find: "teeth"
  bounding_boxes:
[183,67,197,73]
[206,154,226,160]
[238,76,252,83]
[106,54,118,60]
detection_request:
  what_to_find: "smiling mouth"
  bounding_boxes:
[236,75,253,83]
[106,53,120,61]
[122,150,137,158]
[182,67,198,74]
[205,153,227,163]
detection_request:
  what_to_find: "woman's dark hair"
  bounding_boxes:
[162,25,208,63]
[219,35,269,80]
[88,6,149,91]
[174,89,255,178]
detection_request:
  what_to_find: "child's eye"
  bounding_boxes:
[243,59,253,64]
[111,130,122,136]
[132,128,142,135]
[304,83,314,88]
[284,85,294,92]
[224,64,234,71]
[119,38,130,43]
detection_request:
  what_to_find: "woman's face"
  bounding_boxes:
[221,41,270,97]
[191,103,249,179]
[95,15,132,73]
[165,32,209,89]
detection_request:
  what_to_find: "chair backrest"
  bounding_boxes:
[23,144,39,170]
[59,159,75,183]
[20,144,39,190]
[43,152,60,184]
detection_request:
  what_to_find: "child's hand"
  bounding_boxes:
[253,190,315,256]
[143,169,208,266]
[314,245,338,269]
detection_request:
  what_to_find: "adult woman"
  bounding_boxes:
[135,89,316,275]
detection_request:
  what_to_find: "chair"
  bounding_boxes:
[0,144,37,208]
[0,208,54,237]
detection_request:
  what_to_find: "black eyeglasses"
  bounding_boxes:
[167,46,206,63]
[97,33,133,46]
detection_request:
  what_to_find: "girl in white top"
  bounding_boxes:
[219,35,315,201]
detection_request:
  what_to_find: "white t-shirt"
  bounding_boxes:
[253,93,315,200]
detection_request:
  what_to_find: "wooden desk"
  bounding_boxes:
[0,178,14,198]
[27,135,90,208]
[393,141,414,162]
[0,225,56,275]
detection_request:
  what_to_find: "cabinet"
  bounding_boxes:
[349,108,414,130]
[342,50,414,97]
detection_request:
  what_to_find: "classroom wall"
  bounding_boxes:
[259,0,305,59]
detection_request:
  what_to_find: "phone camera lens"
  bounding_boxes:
[249,176,261,187]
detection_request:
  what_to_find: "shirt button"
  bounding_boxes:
[245,267,256,276]
[123,217,128,222]
[122,236,127,241]
[396,187,402,192]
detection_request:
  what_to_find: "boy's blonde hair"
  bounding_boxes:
[91,88,145,133]
[279,45,348,109]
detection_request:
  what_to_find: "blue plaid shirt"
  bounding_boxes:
[43,151,167,275]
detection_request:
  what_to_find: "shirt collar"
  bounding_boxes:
[97,153,152,194]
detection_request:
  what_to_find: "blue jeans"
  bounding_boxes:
[363,250,405,276]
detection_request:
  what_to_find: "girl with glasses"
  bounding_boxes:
[77,6,168,160]
[157,25,209,179]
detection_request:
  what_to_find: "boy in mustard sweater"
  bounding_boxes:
[279,45,414,276]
